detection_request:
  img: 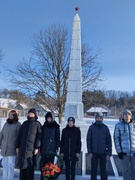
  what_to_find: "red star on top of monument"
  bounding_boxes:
[75,7,79,12]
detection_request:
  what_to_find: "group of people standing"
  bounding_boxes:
[0,108,135,180]
[0,109,81,180]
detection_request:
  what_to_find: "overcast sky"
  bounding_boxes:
[0,0,135,92]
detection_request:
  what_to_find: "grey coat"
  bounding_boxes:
[114,120,135,156]
[0,122,21,156]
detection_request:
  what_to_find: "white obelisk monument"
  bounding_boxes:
[65,8,84,121]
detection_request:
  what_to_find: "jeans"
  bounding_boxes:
[2,156,16,180]
[121,155,135,180]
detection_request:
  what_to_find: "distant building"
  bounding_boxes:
[33,103,51,116]
[15,103,29,116]
[86,107,108,117]
[0,98,16,108]
[0,98,17,117]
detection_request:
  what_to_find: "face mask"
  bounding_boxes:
[96,120,103,124]
[28,117,36,121]
[7,119,13,124]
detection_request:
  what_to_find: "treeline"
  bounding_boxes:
[0,89,30,105]
[0,89,135,117]
[83,90,135,116]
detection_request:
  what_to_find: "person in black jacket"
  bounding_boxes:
[40,111,60,180]
[60,117,81,180]
[86,112,112,180]
[16,108,41,180]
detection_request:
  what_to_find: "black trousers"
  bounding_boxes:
[65,160,76,180]
[91,153,107,180]
[19,167,34,180]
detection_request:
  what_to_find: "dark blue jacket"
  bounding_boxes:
[87,122,112,156]
[40,120,60,156]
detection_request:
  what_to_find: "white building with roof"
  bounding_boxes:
[87,106,108,117]
[0,98,16,108]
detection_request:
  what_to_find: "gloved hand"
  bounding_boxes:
[118,152,123,160]
[76,153,80,157]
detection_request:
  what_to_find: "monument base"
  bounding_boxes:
[65,102,83,121]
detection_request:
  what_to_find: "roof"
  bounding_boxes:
[87,107,108,113]
[40,104,50,111]
[17,103,28,109]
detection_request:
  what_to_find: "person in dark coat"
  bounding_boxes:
[60,117,81,180]
[16,108,41,180]
[40,111,60,180]
[87,112,112,180]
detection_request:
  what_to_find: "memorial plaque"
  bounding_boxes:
[69,105,77,117]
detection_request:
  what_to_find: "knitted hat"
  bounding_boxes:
[28,108,38,119]
[95,112,103,119]
[45,112,53,120]
[28,108,37,116]
[67,117,75,123]
[123,109,132,116]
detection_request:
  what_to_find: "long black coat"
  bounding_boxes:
[60,125,81,162]
[16,119,41,169]
[40,120,60,156]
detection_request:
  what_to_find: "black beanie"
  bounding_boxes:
[67,117,75,123]
[95,112,103,120]
[45,112,53,120]
[28,108,37,118]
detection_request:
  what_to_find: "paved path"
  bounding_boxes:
[0,168,123,180]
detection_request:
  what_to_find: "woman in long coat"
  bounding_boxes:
[16,108,41,180]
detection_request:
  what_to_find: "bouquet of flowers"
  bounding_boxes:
[40,152,63,180]
[42,162,61,179]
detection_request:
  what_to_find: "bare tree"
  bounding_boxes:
[82,44,102,89]
[6,24,102,123]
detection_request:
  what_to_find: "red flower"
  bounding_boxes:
[42,162,61,178]
[57,168,61,173]
[50,171,55,176]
